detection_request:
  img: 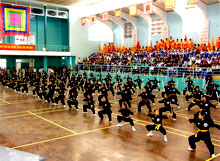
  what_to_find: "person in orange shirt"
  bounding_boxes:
[175,39,180,50]
[155,41,160,51]
[180,39,184,51]
[183,39,188,50]
[103,44,108,54]
[216,37,220,50]
[188,39,194,51]
[165,38,169,50]
[160,39,165,50]
[169,36,174,48]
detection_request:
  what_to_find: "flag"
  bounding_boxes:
[165,0,175,11]
[129,5,137,16]
[187,0,200,5]
[103,12,108,21]
[115,9,121,19]
[0,4,30,39]
[143,1,153,14]
[207,39,211,51]
[81,17,86,26]
[90,15,96,25]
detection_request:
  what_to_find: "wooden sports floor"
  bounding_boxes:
[0,86,220,161]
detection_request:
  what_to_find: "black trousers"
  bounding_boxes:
[188,100,200,110]
[98,95,107,105]
[117,116,134,126]
[146,124,166,135]
[138,100,152,112]
[33,88,39,95]
[22,87,28,93]
[83,104,95,114]
[55,94,65,105]
[38,91,47,99]
[188,132,214,155]
[170,95,179,105]
[98,110,112,121]
[186,94,193,102]
[45,92,55,103]
[119,99,131,108]
[159,107,176,119]
[67,100,78,109]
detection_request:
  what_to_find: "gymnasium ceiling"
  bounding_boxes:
[35,0,219,10]
[0,0,219,11]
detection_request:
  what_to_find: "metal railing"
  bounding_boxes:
[76,64,219,78]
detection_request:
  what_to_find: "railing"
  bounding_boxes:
[76,64,219,78]
[35,44,69,52]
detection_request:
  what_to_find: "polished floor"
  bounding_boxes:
[0,86,220,161]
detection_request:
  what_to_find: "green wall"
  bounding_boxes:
[0,56,75,70]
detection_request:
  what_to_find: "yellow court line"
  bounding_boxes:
[0,106,64,116]
[12,123,126,149]
[0,98,11,104]
[27,111,77,134]
[0,108,67,120]
[12,133,77,149]
[206,153,220,161]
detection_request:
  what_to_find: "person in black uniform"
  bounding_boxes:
[106,80,115,97]
[21,79,29,95]
[209,86,220,105]
[188,86,203,111]
[84,80,94,99]
[127,78,136,94]
[150,77,160,91]
[168,84,181,108]
[83,94,96,115]
[116,102,136,132]
[67,91,78,110]
[115,75,123,91]
[161,82,171,98]
[98,84,108,106]
[185,84,194,102]
[158,93,176,120]
[183,77,195,95]
[38,83,48,100]
[188,111,220,158]
[146,109,169,142]
[33,79,40,96]
[134,76,142,89]
[45,81,56,104]
[98,96,112,123]
[137,88,152,113]
[168,78,176,87]
[55,82,66,107]
[117,86,132,108]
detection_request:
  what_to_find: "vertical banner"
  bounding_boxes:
[81,17,86,26]
[115,9,121,19]
[90,15,96,25]
[165,0,175,10]
[103,12,108,21]
[132,29,138,46]
[187,0,200,5]
[129,5,137,16]
[143,1,153,14]
[162,25,169,40]
[200,20,209,44]
[0,4,30,39]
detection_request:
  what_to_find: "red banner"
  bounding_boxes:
[0,44,36,51]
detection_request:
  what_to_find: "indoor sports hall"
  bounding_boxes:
[0,0,220,161]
